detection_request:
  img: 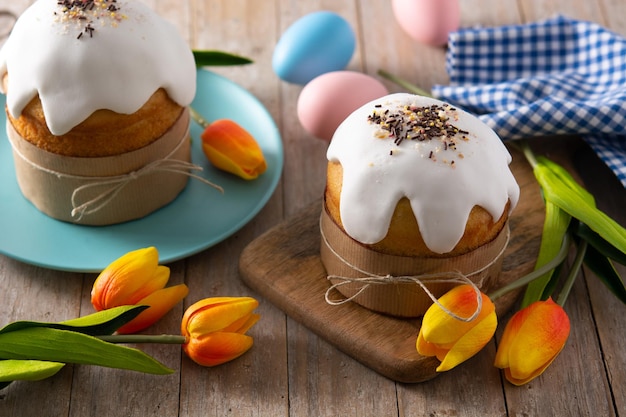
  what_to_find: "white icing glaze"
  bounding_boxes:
[0,0,196,135]
[327,93,520,254]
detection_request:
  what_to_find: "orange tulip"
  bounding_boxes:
[201,119,267,180]
[91,247,189,334]
[416,284,497,372]
[181,297,260,366]
[494,297,570,385]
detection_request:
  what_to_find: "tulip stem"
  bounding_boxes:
[556,239,587,306]
[97,334,188,345]
[515,139,539,169]
[189,106,210,129]
[377,69,434,98]
[488,233,572,300]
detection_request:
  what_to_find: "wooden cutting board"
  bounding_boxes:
[239,147,544,383]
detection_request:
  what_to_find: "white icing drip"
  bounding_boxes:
[0,0,196,135]
[327,93,520,254]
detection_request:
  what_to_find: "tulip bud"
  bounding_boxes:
[201,119,267,180]
[181,297,260,366]
[494,297,570,385]
[416,284,497,372]
[91,247,189,334]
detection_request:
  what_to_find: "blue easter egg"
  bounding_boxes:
[272,11,356,85]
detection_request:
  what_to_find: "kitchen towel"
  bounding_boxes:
[432,15,626,187]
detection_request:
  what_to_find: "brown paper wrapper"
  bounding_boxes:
[7,108,192,226]
[320,205,509,317]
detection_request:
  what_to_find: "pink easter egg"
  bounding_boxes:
[392,0,460,46]
[297,71,389,141]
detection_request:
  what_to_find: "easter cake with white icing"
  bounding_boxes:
[0,0,197,225]
[321,93,520,316]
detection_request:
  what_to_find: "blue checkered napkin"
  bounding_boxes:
[431,15,626,187]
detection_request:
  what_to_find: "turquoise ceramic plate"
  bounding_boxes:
[0,70,283,272]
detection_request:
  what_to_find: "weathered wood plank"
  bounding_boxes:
[271,0,336,218]
[0,260,82,417]
[273,1,399,415]
[180,235,289,417]
[576,4,626,414]
[176,1,290,415]
[68,263,186,417]
[575,142,626,417]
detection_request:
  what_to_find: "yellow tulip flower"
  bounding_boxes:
[91,247,188,334]
[201,119,267,180]
[417,284,497,372]
[494,297,570,385]
[181,297,260,366]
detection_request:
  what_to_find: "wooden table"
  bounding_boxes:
[1,1,625,416]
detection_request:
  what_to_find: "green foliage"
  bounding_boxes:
[0,327,172,374]
[0,305,172,389]
[0,305,147,336]
[0,360,65,383]
[522,200,571,306]
[193,50,253,67]
[520,143,626,306]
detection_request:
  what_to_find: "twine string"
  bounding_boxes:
[320,215,510,322]
[8,127,223,221]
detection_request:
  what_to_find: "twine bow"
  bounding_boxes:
[325,272,484,322]
[8,125,223,221]
[321,215,510,322]
[71,157,223,220]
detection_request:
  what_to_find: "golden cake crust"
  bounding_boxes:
[324,161,510,258]
[3,75,183,157]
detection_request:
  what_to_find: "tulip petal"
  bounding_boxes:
[436,309,497,372]
[504,361,554,386]
[182,297,259,336]
[116,284,189,334]
[416,285,497,371]
[119,265,171,306]
[222,313,261,334]
[202,143,267,180]
[416,331,436,356]
[91,247,169,310]
[416,332,449,361]
[183,332,254,367]
[493,307,528,369]
[420,285,491,346]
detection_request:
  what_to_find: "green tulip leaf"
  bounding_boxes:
[0,327,173,375]
[193,50,253,67]
[0,306,148,337]
[535,163,626,255]
[0,359,65,383]
[58,305,148,335]
[583,245,626,305]
[576,223,626,266]
[522,199,571,307]
[541,258,567,301]
[537,157,596,205]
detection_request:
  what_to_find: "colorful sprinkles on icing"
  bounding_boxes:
[367,101,469,166]
[55,0,127,39]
